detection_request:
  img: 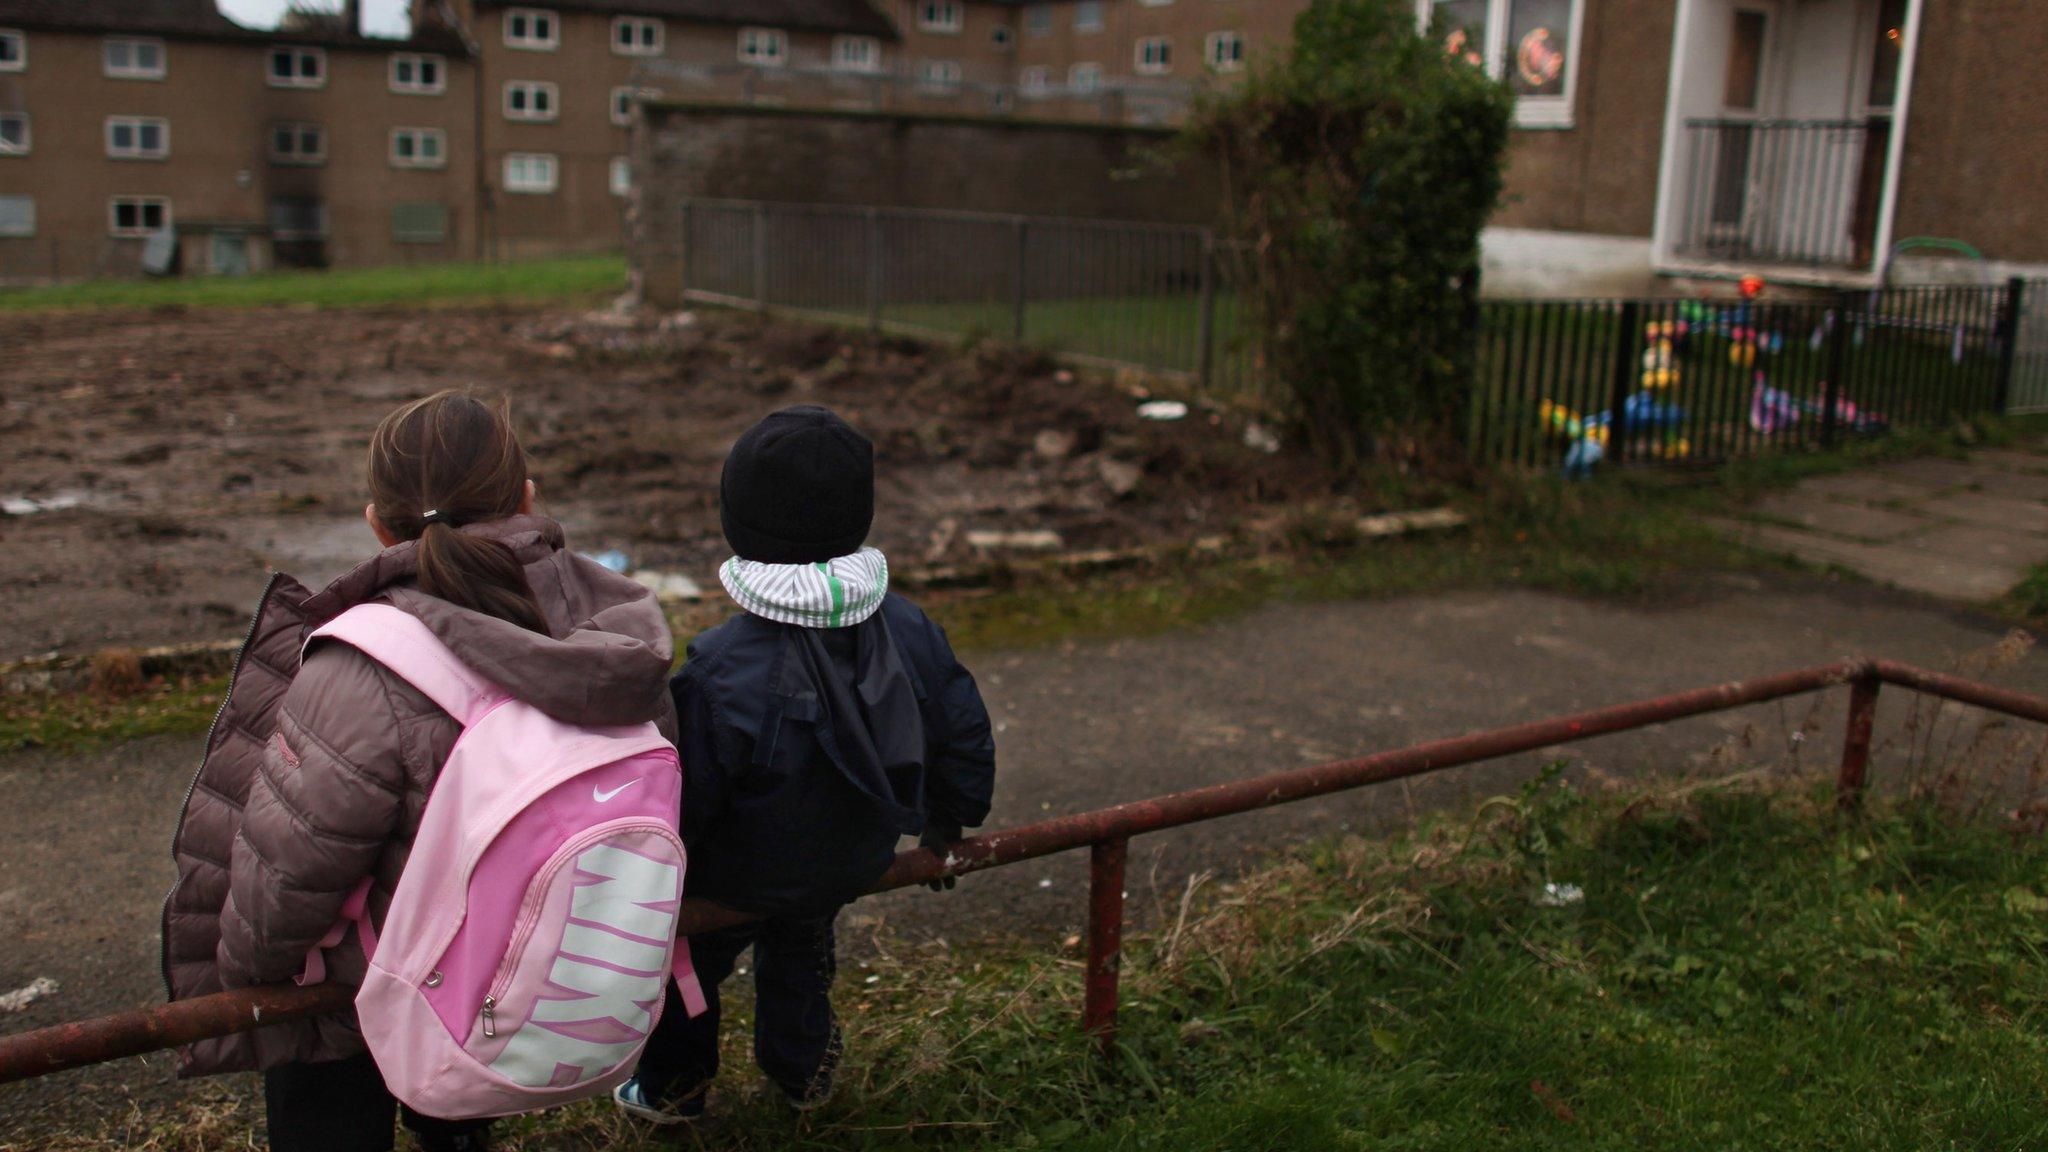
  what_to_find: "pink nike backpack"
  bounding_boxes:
[296,603,705,1120]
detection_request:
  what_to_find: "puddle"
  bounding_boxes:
[1,490,91,515]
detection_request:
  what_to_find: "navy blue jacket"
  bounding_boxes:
[674,593,996,918]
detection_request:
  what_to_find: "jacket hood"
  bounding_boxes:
[299,515,673,727]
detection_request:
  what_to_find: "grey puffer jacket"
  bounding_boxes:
[161,515,676,1076]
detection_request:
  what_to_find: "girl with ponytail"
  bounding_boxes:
[163,392,678,1152]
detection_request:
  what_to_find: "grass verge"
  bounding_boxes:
[0,255,626,314]
[37,769,2048,1150]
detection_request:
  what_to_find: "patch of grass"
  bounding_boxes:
[0,673,227,753]
[32,772,2048,1150]
[0,254,626,314]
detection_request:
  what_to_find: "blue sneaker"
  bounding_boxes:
[612,1077,707,1126]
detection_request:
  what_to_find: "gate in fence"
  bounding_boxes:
[1470,280,2034,473]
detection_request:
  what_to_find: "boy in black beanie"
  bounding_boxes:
[616,405,997,1123]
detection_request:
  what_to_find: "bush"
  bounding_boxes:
[1189,0,1512,471]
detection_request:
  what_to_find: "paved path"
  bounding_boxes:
[1721,448,2048,600]
[5,573,2046,1137]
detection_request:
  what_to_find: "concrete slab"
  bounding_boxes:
[1796,473,1951,505]
[1754,493,1938,541]
[1970,448,2048,474]
[1739,523,2023,600]
[1892,522,2048,571]
[1880,457,2048,503]
[1915,491,2048,537]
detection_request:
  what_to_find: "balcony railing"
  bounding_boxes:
[1673,118,1889,271]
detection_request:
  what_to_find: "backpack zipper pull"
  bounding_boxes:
[481,996,497,1038]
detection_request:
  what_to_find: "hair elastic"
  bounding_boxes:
[420,508,449,526]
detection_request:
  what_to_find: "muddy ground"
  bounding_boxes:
[1,305,1327,661]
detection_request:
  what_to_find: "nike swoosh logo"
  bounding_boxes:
[593,779,641,804]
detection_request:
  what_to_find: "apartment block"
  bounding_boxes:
[0,0,476,280]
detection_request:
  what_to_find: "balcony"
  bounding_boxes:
[1671,117,1890,273]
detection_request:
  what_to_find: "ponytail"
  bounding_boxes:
[367,391,552,635]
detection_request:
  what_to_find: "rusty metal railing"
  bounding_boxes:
[2,657,2044,1084]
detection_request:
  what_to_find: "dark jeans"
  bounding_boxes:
[634,912,843,1100]
[264,1053,490,1152]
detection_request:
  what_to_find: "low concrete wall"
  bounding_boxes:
[630,102,1220,308]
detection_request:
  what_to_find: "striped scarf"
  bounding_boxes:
[719,547,890,629]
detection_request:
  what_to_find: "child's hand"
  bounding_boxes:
[919,819,964,892]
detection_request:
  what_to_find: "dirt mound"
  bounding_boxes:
[0,305,1329,658]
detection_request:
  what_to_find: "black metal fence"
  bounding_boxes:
[678,198,1268,402]
[1471,282,2030,473]
[1674,119,1886,270]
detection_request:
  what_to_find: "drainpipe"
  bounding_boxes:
[342,0,361,36]
[1868,0,1924,278]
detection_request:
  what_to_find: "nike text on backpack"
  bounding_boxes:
[297,604,705,1120]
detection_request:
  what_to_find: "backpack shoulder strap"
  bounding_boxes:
[307,603,506,727]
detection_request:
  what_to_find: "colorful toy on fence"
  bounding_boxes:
[1749,377,1889,436]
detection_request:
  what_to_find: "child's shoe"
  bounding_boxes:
[613,1077,709,1126]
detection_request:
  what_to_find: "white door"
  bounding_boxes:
[1707,2,1781,244]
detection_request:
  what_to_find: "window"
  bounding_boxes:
[1075,2,1104,32]
[503,152,557,193]
[0,29,22,72]
[917,59,962,94]
[1419,0,1582,126]
[1204,30,1244,71]
[737,27,787,66]
[610,86,650,126]
[613,16,662,55]
[1025,5,1052,35]
[0,112,27,156]
[389,53,445,94]
[268,121,326,165]
[108,197,170,237]
[503,81,559,122]
[609,156,631,197]
[103,38,164,79]
[991,25,1013,48]
[1069,61,1101,93]
[105,116,169,160]
[503,8,558,50]
[1134,36,1172,74]
[0,194,33,237]
[269,198,327,240]
[918,1,964,33]
[393,202,449,243]
[266,46,325,88]
[1866,0,1906,110]
[390,128,447,169]
[1140,0,1174,7]
[1020,65,1051,95]
[833,35,881,72]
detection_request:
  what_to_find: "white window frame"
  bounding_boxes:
[0,29,23,73]
[108,196,171,237]
[389,127,447,169]
[503,80,559,122]
[1139,0,1174,7]
[503,8,559,51]
[267,121,326,166]
[610,86,652,126]
[269,198,328,241]
[832,35,881,72]
[1074,1,1105,33]
[266,46,326,89]
[389,52,445,95]
[1069,61,1102,93]
[1415,0,1584,128]
[103,37,165,80]
[0,111,28,156]
[105,116,170,161]
[0,193,34,237]
[611,15,663,56]
[1204,30,1244,72]
[737,27,787,67]
[1134,36,1172,75]
[502,152,558,194]
[916,59,962,95]
[918,0,964,33]
[609,156,631,197]
[1020,65,1051,96]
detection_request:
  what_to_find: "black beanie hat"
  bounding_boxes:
[720,405,875,564]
